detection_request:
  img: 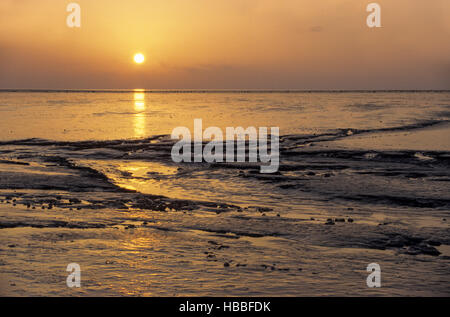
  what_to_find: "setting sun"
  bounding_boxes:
[133,53,145,64]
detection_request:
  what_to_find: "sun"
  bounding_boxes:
[134,53,145,64]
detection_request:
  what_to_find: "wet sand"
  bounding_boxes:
[1,199,448,296]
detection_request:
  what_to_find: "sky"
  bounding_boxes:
[0,0,449,89]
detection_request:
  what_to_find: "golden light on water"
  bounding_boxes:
[133,90,146,137]
[134,92,145,111]
[133,53,145,64]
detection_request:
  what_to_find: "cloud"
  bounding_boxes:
[309,26,324,32]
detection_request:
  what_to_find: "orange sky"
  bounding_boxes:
[0,0,449,89]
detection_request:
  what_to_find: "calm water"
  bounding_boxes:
[0,90,449,141]
[0,91,449,296]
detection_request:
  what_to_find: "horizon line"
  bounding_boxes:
[1,89,449,93]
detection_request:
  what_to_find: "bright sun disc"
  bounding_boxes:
[134,53,145,64]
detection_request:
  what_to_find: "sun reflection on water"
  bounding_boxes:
[133,90,146,138]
